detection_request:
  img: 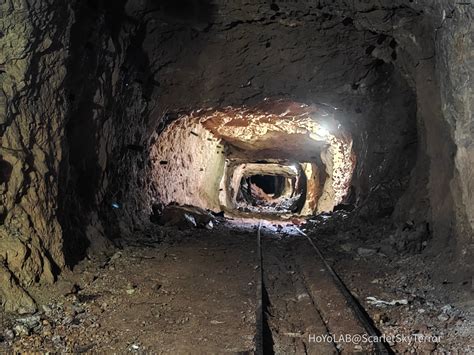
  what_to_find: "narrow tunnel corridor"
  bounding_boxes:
[150,100,356,220]
[0,0,472,353]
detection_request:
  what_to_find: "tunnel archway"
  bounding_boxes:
[150,99,356,219]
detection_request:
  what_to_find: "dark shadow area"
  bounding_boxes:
[0,158,12,185]
[0,157,12,224]
[146,0,216,24]
[59,0,134,267]
[262,283,275,355]
[250,175,285,196]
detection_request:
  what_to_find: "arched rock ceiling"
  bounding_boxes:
[194,99,352,162]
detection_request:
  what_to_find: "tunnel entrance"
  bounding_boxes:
[150,99,356,221]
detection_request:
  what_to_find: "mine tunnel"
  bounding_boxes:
[0,0,472,353]
[151,101,355,220]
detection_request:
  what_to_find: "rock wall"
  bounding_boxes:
[0,0,155,312]
[382,1,473,263]
[59,0,152,264]
[150,117,225,211]
[435,2,473,261]
[0,0,72,313]
[301,163,321,216]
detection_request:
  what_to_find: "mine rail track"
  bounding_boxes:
[254,223,393,355]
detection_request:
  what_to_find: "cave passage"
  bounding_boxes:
[236,167,305,215]
[1,1,472,352]
[150,100,356,220]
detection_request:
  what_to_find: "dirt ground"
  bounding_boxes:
[305,213,474,354]
[0,217,472,353]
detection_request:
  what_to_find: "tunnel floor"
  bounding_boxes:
[1,221,472,353]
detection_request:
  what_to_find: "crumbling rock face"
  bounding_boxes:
[150,116,225,211]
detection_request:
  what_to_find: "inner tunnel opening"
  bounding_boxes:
[248,174,284,196]
[236,166,305,215]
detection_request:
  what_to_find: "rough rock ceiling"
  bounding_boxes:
[237,163,298,179]
[198,99,349,162]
